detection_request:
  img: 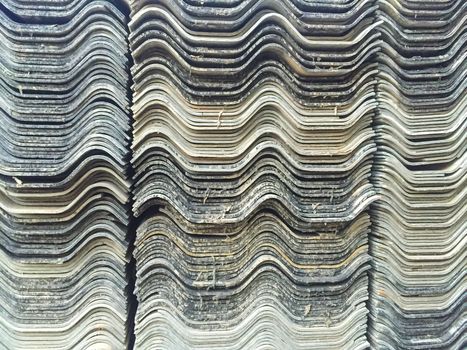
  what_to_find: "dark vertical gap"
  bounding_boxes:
[367,0,382,347]
[366,0,381,347]
[126,217,138,350]
[125,156,138,350]
[121,3,138,349]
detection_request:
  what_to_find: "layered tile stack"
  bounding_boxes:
[369,0,466,348]
[0,1,131,348]
[130,0,379,348]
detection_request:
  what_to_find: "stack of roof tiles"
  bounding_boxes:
[2,0,464,349]
[369,0,466,348]
[129,0,380,348]
[0,1,131,348]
